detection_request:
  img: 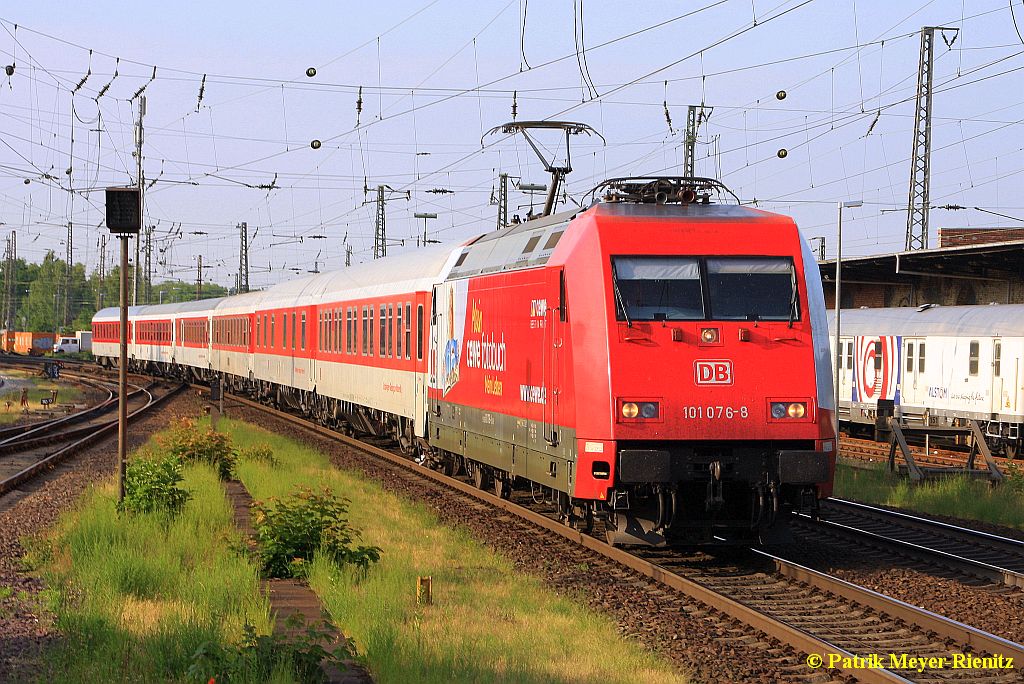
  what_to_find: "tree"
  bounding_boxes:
[18,251,64,333]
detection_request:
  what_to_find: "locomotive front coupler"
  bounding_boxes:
[704,460,724,512]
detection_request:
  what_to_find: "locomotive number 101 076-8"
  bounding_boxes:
[682,405,749,419]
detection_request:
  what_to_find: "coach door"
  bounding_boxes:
[991,339,1011,415]
[902,337,926,406]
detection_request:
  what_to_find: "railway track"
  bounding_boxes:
[800,498,1024,590]
[840,435,1017,472]
[0,380,185,499]
[223,391,1024,683]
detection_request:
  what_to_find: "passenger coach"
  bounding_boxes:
[830,304,1024,458]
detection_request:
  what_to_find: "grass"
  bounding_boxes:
[29,449,280,682]
[834,460,1024,529]
[226,417,688,684]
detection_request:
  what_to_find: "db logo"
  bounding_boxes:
[694,360,733,385]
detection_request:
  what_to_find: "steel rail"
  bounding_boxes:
[829,498,1024,549]
[0,382,150,450]
[0,383,185,497]
[223,393,934,683]
[753,548,1024,663]
[0,372,117,441]
[801,499,1024,589]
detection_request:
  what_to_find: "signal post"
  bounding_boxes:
[105,186,142,502]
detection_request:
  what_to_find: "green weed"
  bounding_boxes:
[158,417,237,480]
[118,454,190,516]
[252,487,381,579]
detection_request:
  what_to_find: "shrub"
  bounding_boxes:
[157,417,236,480]
[252,487,381,579]
[187,619,353,683]
[118,455,191,515]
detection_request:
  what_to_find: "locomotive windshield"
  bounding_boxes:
[612,257,704,320]
[706,257,797,321]
[612,256,798,322]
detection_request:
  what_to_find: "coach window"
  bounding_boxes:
[300,313,306,350]
[417,304,424,361]
[846,342,853,370]
[379,305,387,357]
[918,343,925,373]
[366,307,372,355]
[369,307,375,356]
[906,343,915,373]
[405,303,411,360]
[396,305,403,359]
[969,340,979,376]
[388,304,394,357]
[994,342,1002,377]
[336,309,342,353]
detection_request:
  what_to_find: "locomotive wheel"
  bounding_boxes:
[1006,442,1019,460]
[472,462,492,490]
[571,506,594,534]
[494,476,511,500]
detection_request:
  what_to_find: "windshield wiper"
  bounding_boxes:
[787,269,798,328]
[611,262,632,328]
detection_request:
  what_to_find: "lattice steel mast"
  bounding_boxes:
[905,27,957,251]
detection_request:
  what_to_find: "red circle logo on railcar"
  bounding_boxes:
[853,335,901,403]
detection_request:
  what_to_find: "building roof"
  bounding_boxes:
[818,238,1024,285]
[827,303,1024,337]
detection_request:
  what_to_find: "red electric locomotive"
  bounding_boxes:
[427,177,835,544]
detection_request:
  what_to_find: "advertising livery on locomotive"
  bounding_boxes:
[94,176,835,545]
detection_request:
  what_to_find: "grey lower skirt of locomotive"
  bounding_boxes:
[606,440,829,545]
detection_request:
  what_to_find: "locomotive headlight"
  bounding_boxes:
[622,402,639,418]
[700,327,719,344]
[770,401,808,419]
[639,401,660,419]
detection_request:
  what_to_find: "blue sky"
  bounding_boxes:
[0,1,1021,289]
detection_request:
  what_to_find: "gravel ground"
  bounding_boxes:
[0,390,203,681]
[231,406,844,684]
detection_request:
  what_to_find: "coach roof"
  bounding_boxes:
[828,304,1024,337]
